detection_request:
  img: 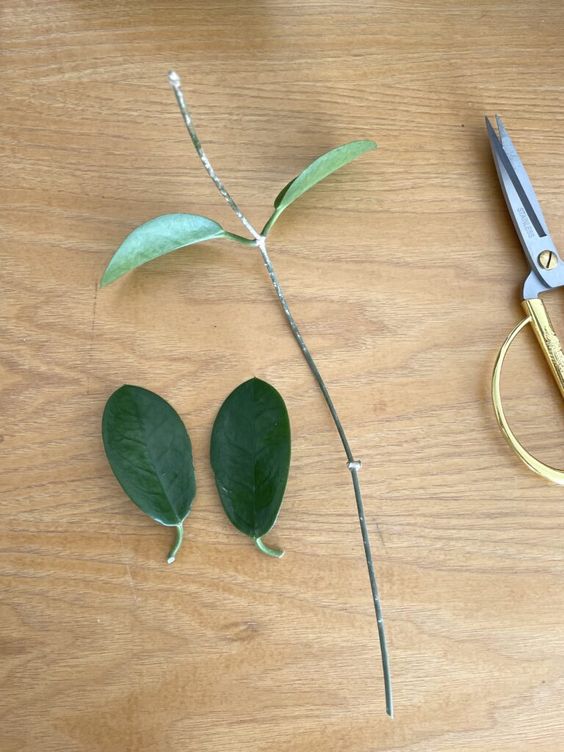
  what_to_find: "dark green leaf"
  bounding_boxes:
[210,378,291,557]
[262,140,376,235]
[102,384,196,563]
[101,213,229,287]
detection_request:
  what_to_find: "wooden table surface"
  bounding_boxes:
[2,1,564,750]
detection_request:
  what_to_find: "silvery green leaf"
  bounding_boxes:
[101,213,230,286]
[262,140,376,235]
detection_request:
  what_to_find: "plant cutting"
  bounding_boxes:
[101,72,392,717]
[102,384,196,563]
[211,377,291,558]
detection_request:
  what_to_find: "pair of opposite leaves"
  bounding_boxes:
[99,140,376,286]
[102,379,290,563]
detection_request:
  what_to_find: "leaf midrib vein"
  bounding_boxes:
[133,400,182,525]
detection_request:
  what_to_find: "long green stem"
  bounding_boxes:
[167,523,184,564]
[168,71,393,717]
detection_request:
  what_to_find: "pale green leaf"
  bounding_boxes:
[262,140,376,235]
[101,213,228,287]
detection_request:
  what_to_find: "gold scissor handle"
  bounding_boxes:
[522,298,564,398]
[492,298,564,484]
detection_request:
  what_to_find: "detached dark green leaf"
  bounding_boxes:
[101,213,229,287]
[262,139,376,235]
[210,378,291,557]
[102,384,196,563]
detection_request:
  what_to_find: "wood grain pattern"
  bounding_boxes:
[2,1,564,749]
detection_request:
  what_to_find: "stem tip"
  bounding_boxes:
[168,70,181,87]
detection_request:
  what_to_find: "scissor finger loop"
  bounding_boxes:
[492,315,564,485]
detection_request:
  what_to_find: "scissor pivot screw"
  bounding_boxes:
[539,251,558,270]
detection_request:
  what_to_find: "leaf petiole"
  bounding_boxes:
[223,231,257,246]
[254,536,284,558]
[260,213,277,238]
[167,523,184,564]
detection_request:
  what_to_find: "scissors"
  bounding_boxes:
[487,115,564,484]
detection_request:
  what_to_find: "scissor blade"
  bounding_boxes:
[486,116,564,297]
[495,115,549,236]
[486,116,546,238]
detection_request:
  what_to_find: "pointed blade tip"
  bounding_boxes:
[495,113,508,136]
[485,115,499,142]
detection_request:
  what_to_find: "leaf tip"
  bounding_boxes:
[100,265,117,288]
